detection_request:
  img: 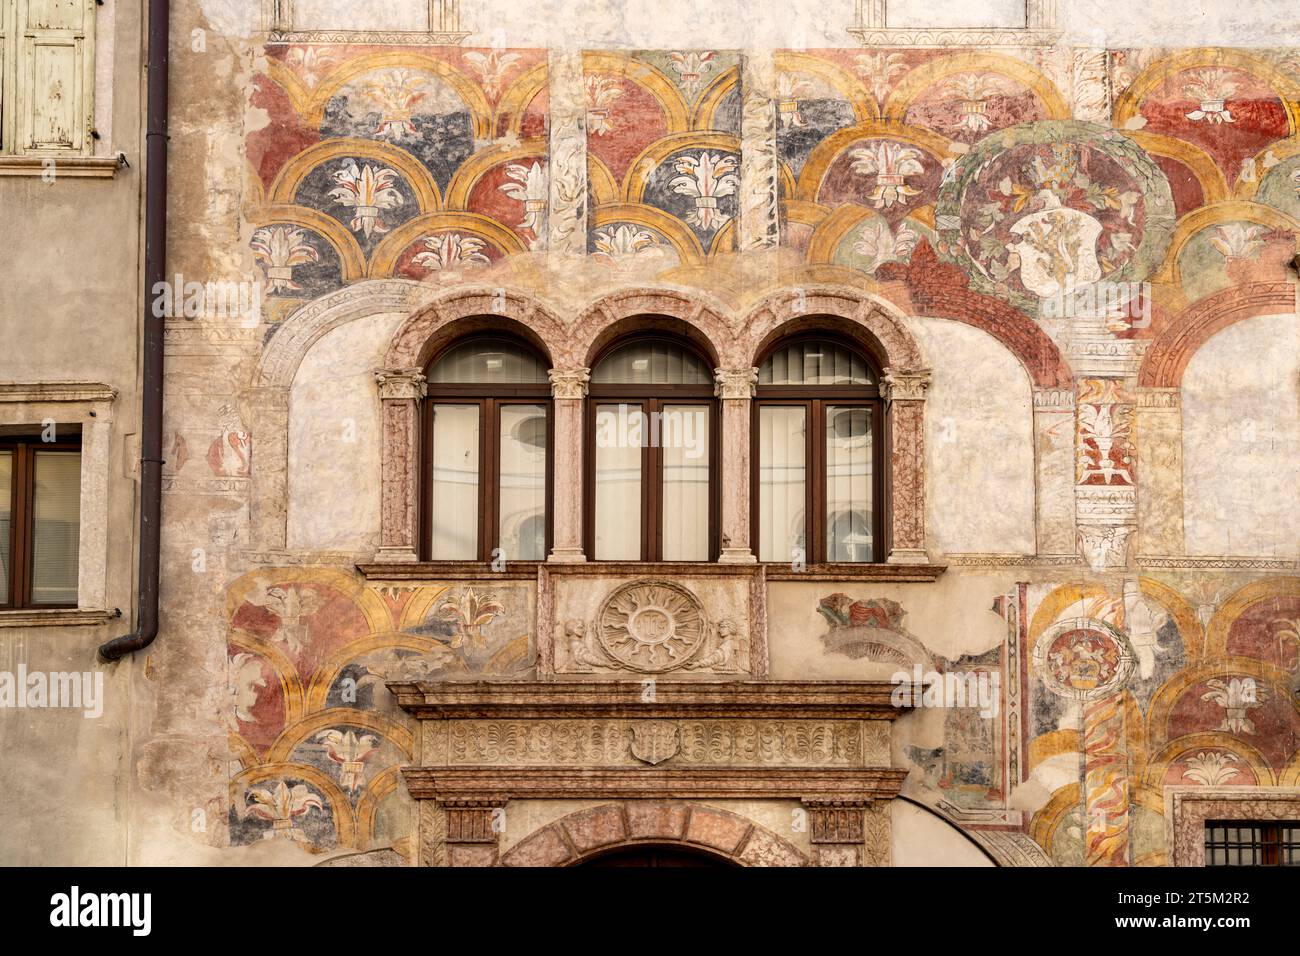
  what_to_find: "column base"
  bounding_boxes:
[373,546,419,563]
[886,548,930,565]
[547,548,587,564]
[717,548,757,564]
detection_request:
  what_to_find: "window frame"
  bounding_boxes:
[0,432,82,609]
[419,336,554,564]
[751,332,885,565]
[583,333,721,562]
[1204,820,1300,867]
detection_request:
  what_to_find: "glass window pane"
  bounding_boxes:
[591,339,711,385]
[660,405,709,561]
[0,451,10,604]
[825,405,873,563]
[428,337,548,384]
[594,403,642,560]
[498,404,547,561]
[429,405,480,559]
[758,406,806,563]
[31,450,80,605]
[759,339,873,386]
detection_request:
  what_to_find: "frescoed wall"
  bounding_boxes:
[11,0,1296,867]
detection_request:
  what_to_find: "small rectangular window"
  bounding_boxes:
[0,433,81,608]
[1205,821,1300,866]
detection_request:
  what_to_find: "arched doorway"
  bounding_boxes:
[576,843,740,867]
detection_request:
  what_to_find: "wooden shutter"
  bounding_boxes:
[16,0,94,153]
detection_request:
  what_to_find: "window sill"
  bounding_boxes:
[763,563,946,582]
[0,155,124,178]
[0,608,119,628]
[357,561,544,581]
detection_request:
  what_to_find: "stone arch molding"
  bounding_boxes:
[497,802,810,867]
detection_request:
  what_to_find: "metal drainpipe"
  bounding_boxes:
[99,0,168,662]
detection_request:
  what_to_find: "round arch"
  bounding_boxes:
[497,802,810,867]
[385,286,568,371]
[571,287,736,370]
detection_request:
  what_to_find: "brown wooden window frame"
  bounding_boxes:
[1205,820,1300,866]
[0,432,82,609]
[584,334,720,562]
[420,338,554,564]
[751,332,885,565]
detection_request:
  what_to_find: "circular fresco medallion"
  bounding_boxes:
[596,580,708,672]
[935,121,1175,314]
[1033,616,1136,701]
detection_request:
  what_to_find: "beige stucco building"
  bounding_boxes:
[1,0,1298,866]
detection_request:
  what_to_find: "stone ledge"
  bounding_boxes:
[388,679,913,719]
[0,608,119,628]
[764,563,946,582]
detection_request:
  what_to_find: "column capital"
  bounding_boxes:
[714,366,758,400]
[881,367,931,402]
[374,367,426,401]
[549,366,591,400]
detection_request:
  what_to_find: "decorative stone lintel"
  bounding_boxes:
[374,368,427,401]
[548,367,590,400]
[714,366,758,400]
[881,367,931,403]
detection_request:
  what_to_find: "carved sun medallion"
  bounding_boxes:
[1033,616,1136,701]
[596,580,709,672]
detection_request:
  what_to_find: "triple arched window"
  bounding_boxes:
[420,328,882,564]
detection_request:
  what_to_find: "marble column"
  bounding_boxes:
[548,367,589,563]
[374,368,425,563]
[882,368,931,564]
[715,367,758,563]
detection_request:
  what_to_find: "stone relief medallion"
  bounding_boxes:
[596,580,708,672]
[629,720,680,765]
[1033,617,1136,701]
[935,121,1175,316]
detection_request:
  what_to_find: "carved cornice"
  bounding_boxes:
[847,28,1061,47]
[266,31,470,45]
[388,680,913,720]
[548,367,590,400]
[374,368,427,401]
[764,563,945,582]
[881,367,931,402]
[714,366,758,400]
[404,765,909,802]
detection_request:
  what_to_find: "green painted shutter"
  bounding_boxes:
[17,0,94,153]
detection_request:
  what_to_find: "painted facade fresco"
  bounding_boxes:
[155,33,1300,865]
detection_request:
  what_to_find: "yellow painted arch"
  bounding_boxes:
[366,211,530,278]
[303,51,493,138]
[882,51,1069,123]
[795,120,956,204]
[1119,129,1230,207]
[495,61,549,137]
[229,762,359,849]
[620,131,742,204]
[249,203,368,283]
[444,140,547,211]
[265,706,414,764]
[1151,200,1300,286]
[773,51,878,123]
[590,202,706,265]
[266,137,443,213]
[582,51,691,134]
[691,66,740,131]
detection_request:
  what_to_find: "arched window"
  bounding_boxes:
[753,334,883,563]
[423,335,551,561]
[586,335,717,561]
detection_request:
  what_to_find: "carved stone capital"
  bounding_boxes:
[714,366,758,400]
[881,367,931,402]
[548,367,590,400]
[375,368,427,401]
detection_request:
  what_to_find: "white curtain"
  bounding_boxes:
[758,406,806,562]
[497,404,547,560]
[660,405,709,560]
[31,450,80,605]
[429,404,480,559]
[825,406,872,562]
[594,403,642,559]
